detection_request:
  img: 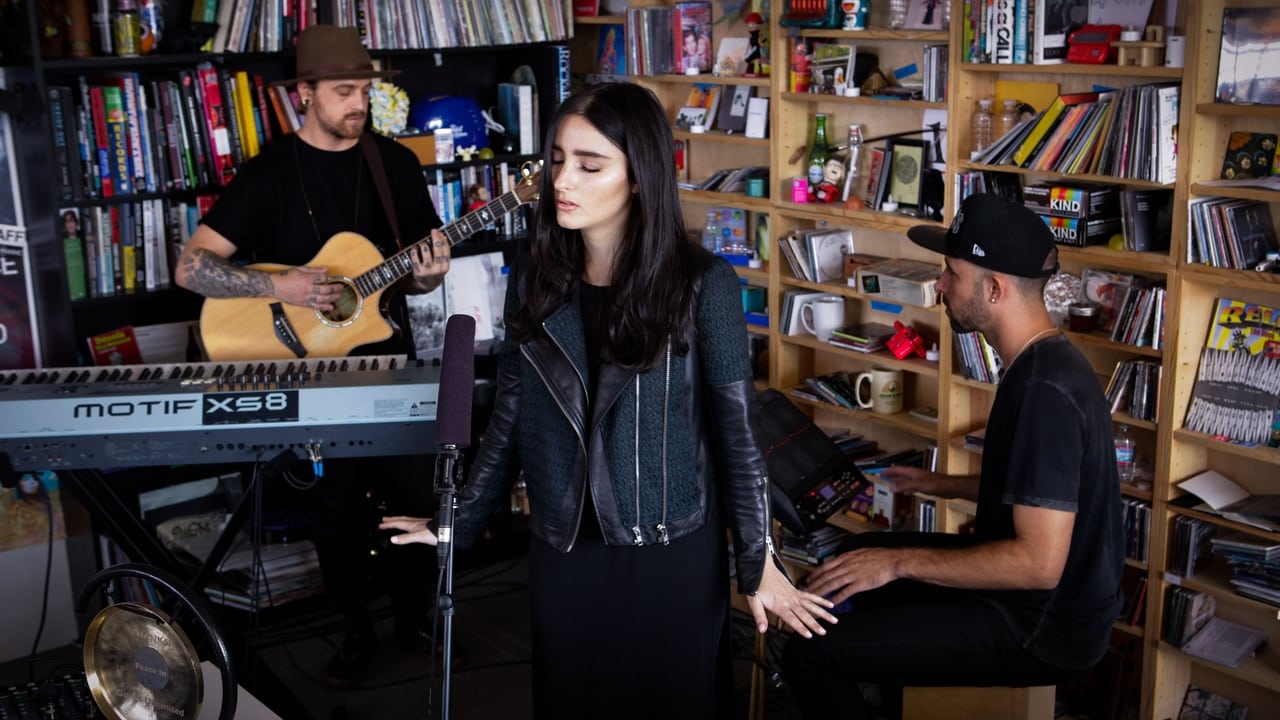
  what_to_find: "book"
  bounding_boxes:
[497,82,536,155]
[673,2,712,74]
[1120,189,1173,252]
[1181,617,1268,669]
[1221,131,1277,180]
[1204,298,1280,355]
[681,83,721,129]
[1033,0,1089,64]
[714,37,751,77]
[1079,268,1138,333]
[803,228,853,283]
[1177,685,1250,720]
[59,207,88,301]
[87,325,143,365]
[595,24,626,74]
[744,96,768,139]
[1216,7,1280,105]
[1179,469,1280,533]
[715,84,753,134]
[1013,92,1098,167]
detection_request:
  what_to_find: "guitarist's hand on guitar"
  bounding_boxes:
[379,516,438,546]
[407,229,451,294]
[274,265,342,312]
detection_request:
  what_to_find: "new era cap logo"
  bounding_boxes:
[971,244,986,257]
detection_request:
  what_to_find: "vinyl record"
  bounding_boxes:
[83,602,203,720]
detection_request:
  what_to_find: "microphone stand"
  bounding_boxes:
[433,444,464,720]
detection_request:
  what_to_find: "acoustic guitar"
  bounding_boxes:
[200,161,542,361]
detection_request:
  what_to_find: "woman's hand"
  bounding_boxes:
[746,558,837,639]
[379,516,438,546]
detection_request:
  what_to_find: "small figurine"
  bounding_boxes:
[812,157,846,204]
[742,12,765,77]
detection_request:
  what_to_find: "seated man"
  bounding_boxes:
[780,194,1125,719]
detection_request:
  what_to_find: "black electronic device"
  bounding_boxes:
[750,388,870,534]
[1,673,101,719]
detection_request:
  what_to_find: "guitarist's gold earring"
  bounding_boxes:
[301,97,312,111]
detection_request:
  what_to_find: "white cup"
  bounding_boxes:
[855,366,904,414]
[800,295,844,342]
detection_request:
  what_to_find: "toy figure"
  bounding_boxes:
[812,157,846,203]
[466,183,490,213]
[743,12,765,77]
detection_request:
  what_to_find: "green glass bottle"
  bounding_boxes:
[806,113,830,186]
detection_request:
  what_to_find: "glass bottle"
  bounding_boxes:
[971,97,994,157]
[111,0,142,57]
[701,210,722,253]
[1114,423,1136,484]
[889,0,909,29]
[845,123,864,200]
[807,114,830,186]
[997,98,1019,140]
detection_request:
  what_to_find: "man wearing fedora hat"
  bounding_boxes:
[779,194,1124,718]
[175,25,452,688]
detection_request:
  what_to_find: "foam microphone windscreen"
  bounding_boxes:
[435,314,476,448]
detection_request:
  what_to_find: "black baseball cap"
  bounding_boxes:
[907,193,1058,278]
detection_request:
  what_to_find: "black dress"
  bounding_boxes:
[527,282,732,719]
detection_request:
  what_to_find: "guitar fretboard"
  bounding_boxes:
[352,185,530,297]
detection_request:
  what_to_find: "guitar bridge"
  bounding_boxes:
[269,302,308,358]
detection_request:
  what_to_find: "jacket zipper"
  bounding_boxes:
[657,338,671,545]
[632,377,643,545]
[524,328,589,551]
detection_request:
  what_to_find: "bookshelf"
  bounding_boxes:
[7,1,568,367]
[751,1,1280,718]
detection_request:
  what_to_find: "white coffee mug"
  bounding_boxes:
[855,366,904,414]
[800,295,844,342]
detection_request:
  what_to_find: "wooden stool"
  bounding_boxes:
[901,685,1055,720]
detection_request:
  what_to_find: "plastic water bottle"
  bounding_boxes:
[972,98,994,157]
[701,210,721,253]
[998,99,1020,140]
[1114,424,1136,484]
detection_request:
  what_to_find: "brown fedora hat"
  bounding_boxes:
[270,25,399,86]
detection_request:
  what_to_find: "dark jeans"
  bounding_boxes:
[779,532,1069,720]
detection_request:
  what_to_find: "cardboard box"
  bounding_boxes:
[855,258,939,307]
[1022,182,1120,222]
[843,252,889,280]
[397,134,436,165]
[1040,215,1122,247]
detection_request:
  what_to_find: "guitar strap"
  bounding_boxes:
[359,133,404,250]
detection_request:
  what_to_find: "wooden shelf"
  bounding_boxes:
[775,202,945,233]
[1171,429,1280,464]
[784,388,941,438]
[672,129,771,147]
[1056,245,1176,273]
[678,189,773,211]
[1189,182,1280,203]
[780,91,946,111]
[780,335,941,377]
[950,374,998,392]
[799,29,949,42]
[573,14,625,25]
[1113,621,1144,638]
[827,511,886,535]
[1061,329,1164,358]
[1194,102,1280,118]
[955,161,1177,191]
[960,62,1184,79]
[640,73,772,88]
[1178,264,1280,291]
[735,264,769,284]
[777,274,943,313]
[1157,641,1280,691]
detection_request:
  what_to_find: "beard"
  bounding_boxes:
[316,110,366,140]
[943,294,990,335]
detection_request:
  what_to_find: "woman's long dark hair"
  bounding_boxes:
[508,82,696,371]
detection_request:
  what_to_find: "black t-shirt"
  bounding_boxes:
[199,133,442,355]
[976,333,1125,669]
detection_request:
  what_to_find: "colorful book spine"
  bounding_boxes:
[101,85,133,196]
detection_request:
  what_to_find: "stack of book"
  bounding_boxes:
[1121,497,1152,563]
[1211,533,1280,607]
[953,331,1002,384]
[779,525,846,566]
[1104,359,1162,421]
[827,322,896,353]
[1187,197,1279,269]
[1164,587,1216,648]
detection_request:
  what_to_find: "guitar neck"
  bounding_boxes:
[358,188,528,294]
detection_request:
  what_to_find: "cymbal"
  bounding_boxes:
[83,602,203,720]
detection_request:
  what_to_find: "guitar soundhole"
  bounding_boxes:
[318,279,361,327]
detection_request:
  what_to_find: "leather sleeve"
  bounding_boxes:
[447,260,525,548]
[696,258,772,594]
[706,378,772,594]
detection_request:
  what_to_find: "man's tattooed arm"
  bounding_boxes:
[178,247,277,298]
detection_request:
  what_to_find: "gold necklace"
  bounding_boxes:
[1010,327,1059,364]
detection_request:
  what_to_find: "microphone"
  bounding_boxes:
[434,314,476,562]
